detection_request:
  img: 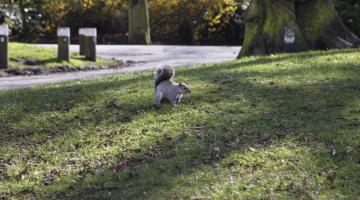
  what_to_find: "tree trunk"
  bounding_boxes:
[0,10,5,24]
[296,0,360,49]
[238,0,360,58]
[128,0,152,45]
[18,0,29,37]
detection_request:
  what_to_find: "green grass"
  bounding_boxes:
[0,48,359,199]
[8,43,115,69]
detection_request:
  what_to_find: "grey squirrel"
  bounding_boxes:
[154,65,191,106]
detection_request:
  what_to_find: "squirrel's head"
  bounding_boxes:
[179,83,191,94]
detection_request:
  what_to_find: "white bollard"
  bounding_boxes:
[79,28,86,55]
[84,28,97,62]
[57,27,71,61]
[0,24,8,69]
[284,26,296,52]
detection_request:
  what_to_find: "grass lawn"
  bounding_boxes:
[8,43,116,70]
[0,48,359,199]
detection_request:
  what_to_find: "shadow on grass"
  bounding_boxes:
[58,76,359,199]
[0,48,359,199]
[22,53,97,67]
[37,55,89,66]
[0,75,153,146]
[37,58,64,66]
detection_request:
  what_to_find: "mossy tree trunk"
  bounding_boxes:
[18,0,29,37]
[296,0,360,49]
[128,0,152,45]
[239,0,360,57]
[0,10,5,24]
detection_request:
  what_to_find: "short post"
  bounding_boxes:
[284,26,296,52]
[84,28,97,62]
[0,23,8,69]
[79,28,86,55]
[57,27,70,61]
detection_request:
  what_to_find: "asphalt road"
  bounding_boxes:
[0,45,241,90]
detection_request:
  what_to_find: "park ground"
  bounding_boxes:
[0,48,359,199]
[0,43,239,89]
[6,43,116,71]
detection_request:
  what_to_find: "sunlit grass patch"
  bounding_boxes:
[8,43,115,69]
[0,48,359,199]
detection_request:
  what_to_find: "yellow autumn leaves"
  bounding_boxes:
[39,0,245,44]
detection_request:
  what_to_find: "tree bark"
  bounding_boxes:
[18,0,29,37]
[296,0,360,49]
[128,0,152,45]
[0,10,5,24]
[238,0,360,58]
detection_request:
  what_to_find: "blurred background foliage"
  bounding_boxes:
[0,0,359,45]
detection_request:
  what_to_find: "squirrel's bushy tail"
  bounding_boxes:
[154,65,175,88]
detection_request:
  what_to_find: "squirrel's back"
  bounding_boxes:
[154,65,175,88]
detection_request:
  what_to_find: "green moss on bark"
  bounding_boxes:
[239,0,309,57]
[239,0,265,57]
[128,0,152,45]
[297,0,360,49]
[296,0,334,42]
[239,0,360,58]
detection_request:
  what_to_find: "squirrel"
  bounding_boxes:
[154,65,191,106]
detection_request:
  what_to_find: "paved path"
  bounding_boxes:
[0,45,240,90]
